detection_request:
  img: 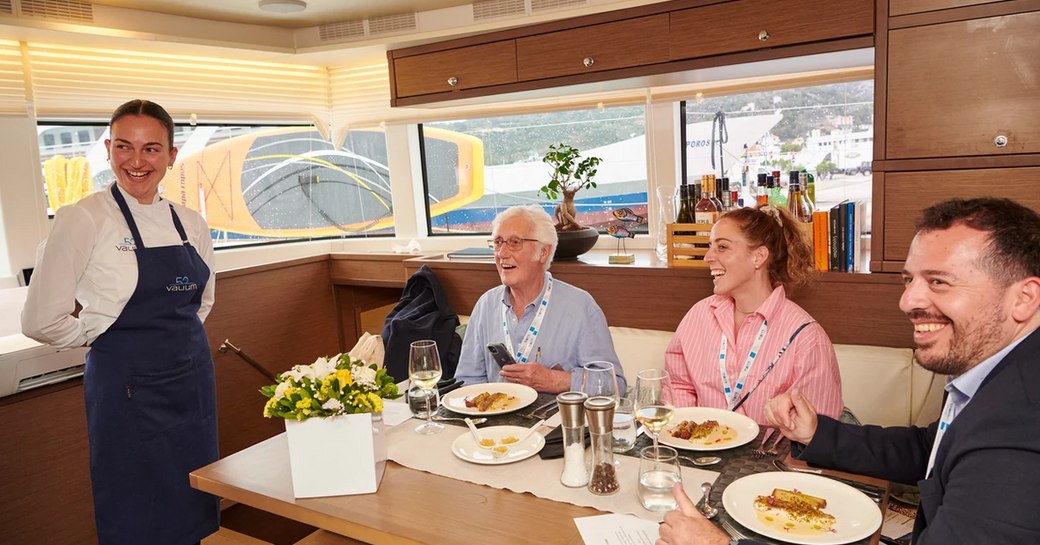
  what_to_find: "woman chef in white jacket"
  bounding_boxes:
[22,99,219,544]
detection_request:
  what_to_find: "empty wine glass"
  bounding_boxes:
[633,369,674,451]
[408,340,444,435]
[580,361,619,400]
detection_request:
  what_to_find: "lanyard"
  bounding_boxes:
[926,392,964,477]
[502,277,554,363]
[719,319,769,409]
[729,321,814,413]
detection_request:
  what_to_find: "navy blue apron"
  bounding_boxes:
[84,184,219,544]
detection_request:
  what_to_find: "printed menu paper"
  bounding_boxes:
[574,514,659,545]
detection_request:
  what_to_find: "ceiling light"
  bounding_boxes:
[258,0,307,14]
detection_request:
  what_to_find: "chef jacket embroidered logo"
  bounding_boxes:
[115,236,137,252]
[167,276,198,292]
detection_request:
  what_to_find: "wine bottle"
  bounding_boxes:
[677,183,693,223]
[695,175,720,229]
[786,179,813,223]
[767,175,787,208]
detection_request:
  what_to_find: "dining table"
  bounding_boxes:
[190,395,890,545]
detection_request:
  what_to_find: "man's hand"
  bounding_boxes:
[763,388,819,445]
[657,483,730,545]
[499,363,570,393]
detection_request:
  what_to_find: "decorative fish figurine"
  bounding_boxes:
[607,224,635,239]
[611,207,646,223]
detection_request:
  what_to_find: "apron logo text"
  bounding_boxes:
[167,275,198,292]
[115,236,137,252]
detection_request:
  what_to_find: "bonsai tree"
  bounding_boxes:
[538,143,602,231]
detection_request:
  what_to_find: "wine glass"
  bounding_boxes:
[408,340,444,435]
[633,369,674,452]
[580,361,619,400]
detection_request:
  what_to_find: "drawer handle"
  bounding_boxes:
[447,76,458,87]
[758,30,770,41]
[583,57,595,68]
[994,134,1008,148]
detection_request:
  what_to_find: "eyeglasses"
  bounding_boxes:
[487,236,540,252]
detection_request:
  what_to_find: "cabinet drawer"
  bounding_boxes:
[669,0,873,60]
[516,15,669,81]
[889,0,1003,17]
[881,167,1040,261]
[392,41,517,98]
[886,11,1040,159]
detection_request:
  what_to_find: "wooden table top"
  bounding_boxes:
[190,433,602,545]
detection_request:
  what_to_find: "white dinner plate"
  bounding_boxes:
[450,425,546,465]
[440,383,538,416]
[722,471,882,545]
[658,407,760,451]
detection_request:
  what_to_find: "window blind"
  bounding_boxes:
[0,40,27,114]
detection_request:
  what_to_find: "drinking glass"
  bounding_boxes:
[611,396,637,453]
[655,184,678,260]
[408,340,444,435]
[580,361,619,400]
[638,445,683,512]
[633,368,674,451]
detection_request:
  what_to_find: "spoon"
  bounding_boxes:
[517,419,546,444]
[692,456,722,467]
[464,418,488,445]
[697,482,718,520]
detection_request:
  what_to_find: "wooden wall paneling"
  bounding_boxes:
[329,253,414,287]
[668,0,874,60]
[885,10,1040,159]
[890,0,1004,17]
[334,285,402,350]
[516,14,670,81]
[0,383,96,544]
[871,171,888,272]
[207,258,341,457]
[881,167,1040,266]
[408,254,914,349]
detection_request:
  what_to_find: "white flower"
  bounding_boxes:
[353,365,377,388]
[273,380,291,400]
[311,355,338,379]
[321,398,344,412]
[284,364,309,382]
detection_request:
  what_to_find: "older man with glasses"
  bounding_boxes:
[454,205,626,394]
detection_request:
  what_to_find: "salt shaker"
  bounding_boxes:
[585,396,620,495]
[557,391,589,487]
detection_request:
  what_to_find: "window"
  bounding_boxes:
[681,80,873,215]
[420,105,648,235]
[37,123,394,247]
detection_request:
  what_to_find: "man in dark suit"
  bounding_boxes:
[656,198,1040,545]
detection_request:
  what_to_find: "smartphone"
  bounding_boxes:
[486,343,516,368]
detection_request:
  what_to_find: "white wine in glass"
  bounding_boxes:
[634,369,674,451]
[408,340,444,435]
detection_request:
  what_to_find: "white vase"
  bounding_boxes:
[655,185,678,260]
[284,412,386,498]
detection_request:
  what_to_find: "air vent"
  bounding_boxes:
[368,12,416,36]
[319,19,365,41]
[531,0,586,12]
[0,0,13,15]
[19,0,93,22]
[473,0,525,21]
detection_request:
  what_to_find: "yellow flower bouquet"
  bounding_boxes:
[261,353,400,421]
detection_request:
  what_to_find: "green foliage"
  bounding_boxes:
[261,353,401,422]
[538,143,602,201]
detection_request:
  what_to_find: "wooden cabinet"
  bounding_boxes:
[880,167,1040,264]
[390,40,517,99]
[669,0,873,60]
[516,15,669,81]
[885,11,1040,159]
[889,0,1004,17]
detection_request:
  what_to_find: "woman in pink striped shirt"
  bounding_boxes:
[665,204,843,425]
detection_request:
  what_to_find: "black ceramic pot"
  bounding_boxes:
[553,226,599,260]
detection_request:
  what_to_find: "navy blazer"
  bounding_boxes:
[796,327,1040,544]
[381,265,461,382]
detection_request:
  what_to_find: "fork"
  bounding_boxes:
[720,519,749,541]
[763,431,785,457]
[523,399,558,419]
[750,427,775,457]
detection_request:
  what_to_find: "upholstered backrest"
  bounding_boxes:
[606,326,943,427]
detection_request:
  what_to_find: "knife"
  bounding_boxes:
[524,399,557,419]
[438,380,464,396]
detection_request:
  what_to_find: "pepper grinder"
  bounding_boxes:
[557,391,589,487]
[584,396,620,495]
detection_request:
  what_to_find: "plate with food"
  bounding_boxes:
[722,471,882,545]
[450,425,546,465]
[440,383,538,416]
[658,407,759,451]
